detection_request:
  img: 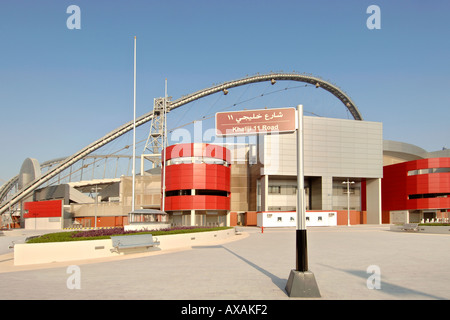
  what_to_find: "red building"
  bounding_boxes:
[23,199,64,229]
[162,143,231,227]
[382,158,450,223]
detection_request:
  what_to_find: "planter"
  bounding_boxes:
[417,226,450,234]
[14,239,115,266]
[14,229,236,266]
[390,224,450,234]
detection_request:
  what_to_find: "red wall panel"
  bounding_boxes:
[164,163,230,191]
[382,158,450,212]
[164,143,231,162]
[162,143,231,212]
[24,200,63,218]
[165,195,230,211]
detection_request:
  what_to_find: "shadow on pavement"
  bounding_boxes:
[193,244,289,296]
[318,263,446,300]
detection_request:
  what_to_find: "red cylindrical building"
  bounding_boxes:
[382,157,450,223]
[161,143,231,227]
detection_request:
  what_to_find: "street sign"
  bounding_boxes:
[215,107,296,136]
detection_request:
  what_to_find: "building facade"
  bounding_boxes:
[251,116,383,225]
[162,143,232,227]
[16,116,450,230]
[382,141,450,224]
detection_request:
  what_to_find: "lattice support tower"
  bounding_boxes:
[141,96,171,174]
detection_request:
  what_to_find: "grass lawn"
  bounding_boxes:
[26,226,233,244]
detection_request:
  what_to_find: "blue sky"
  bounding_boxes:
[0,0,449,182]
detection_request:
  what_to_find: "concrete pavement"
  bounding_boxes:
[0,225,449,300]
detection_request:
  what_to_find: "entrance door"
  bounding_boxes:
[237,212,245,226]
[424,212,435,221]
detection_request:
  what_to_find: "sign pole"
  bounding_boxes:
[214,104,319,297]
[285,105,321,298]
[296,104,307,272]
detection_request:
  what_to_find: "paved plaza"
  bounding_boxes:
[1,225,449,301]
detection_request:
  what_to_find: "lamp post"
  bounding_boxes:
[343,179,355,226]
[162,79,168,212]
[132,36,137,212]
[285,105,321,298]
[92,185,101,229]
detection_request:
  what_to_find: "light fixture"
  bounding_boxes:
[342,179,355,226]
[315,82,320,88]
[223,89,228,95]
[271,79,276,85]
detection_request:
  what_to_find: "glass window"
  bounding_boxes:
[166,156,228,166]
[269,186,281,194]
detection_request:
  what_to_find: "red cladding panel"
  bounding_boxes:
[23,200,63,218]
[162,143,232,212]
[165,195,230,211]
[164,143,231,163]
[382,158,450,211]
[164,163,230,192]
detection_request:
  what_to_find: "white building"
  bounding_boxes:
[252,116,383,225]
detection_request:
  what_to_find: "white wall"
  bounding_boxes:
[257,116,383,222]
[306,211,337,226]
[25,217,62,230]
[257,211,337,227]
[261,116,383,179]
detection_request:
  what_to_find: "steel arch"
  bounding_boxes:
[0,72,362,214]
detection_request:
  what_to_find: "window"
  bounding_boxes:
[166,189,228,197]
[277,217,282,222]
[165,190,191,197]
[268,185,297,194]
[283,186,297,195]
[408,193,449,199]
[269,186,281,194]
[408,168,450,176]
[129,213,168,223]
[196,189,229,197]
[166,156,229,166]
